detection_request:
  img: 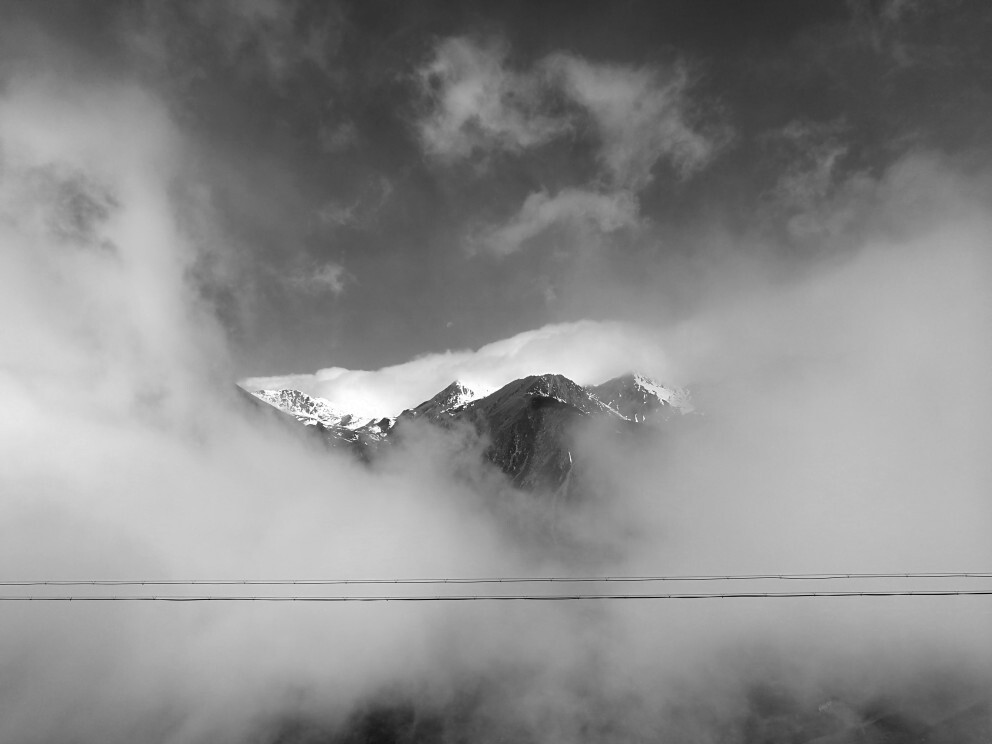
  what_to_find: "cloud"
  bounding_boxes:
[766,119,851,205]
[0,63,544,744]
[415,36,567,161]
[0,76,218,418]
[316,175,393,230]
[544,53,716,188]
[288,261,352,296]
[318,119,358,154]
[416,37,721,257]
[316,200,357,228]
[757,118,881,245]
[416,37,719,186]
[472,188,640,256]
[130,0,345,87]
[243,319,674,418]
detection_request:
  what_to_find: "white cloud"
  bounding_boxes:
[416,37,720,256]
[0,69,547,743]
[243,319,675,418]
[416,37,718,185]
[544,53,715,188]
[415,36,567,161]
[473,187,640,256]
[0,77,215,417]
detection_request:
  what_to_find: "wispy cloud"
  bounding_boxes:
[760,118,877,244]
[318,119,358,154]
[130,0,346,87]
[416,36,718,183]
[416,36,722,256]
[316,175,393,230]
[415,36,568,161]
[288,260,352,296]
[473,188,640,256]
[544,53,716,188]
[768,119,851,208]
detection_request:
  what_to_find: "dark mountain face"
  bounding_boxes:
[451,374,618,491]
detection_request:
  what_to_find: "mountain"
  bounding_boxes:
[246,371,691,492]
[587,373,693,423]
[249,388,393,459]
[398,380,490,423]
[450,374,625,491]
[253,388,375,430]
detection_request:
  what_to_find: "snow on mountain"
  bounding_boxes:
[587,373,694,422]
[251,388,376,430]
[400,380,493,422]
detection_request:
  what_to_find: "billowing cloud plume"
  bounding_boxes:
[244,319,675,418]
[0,61,547,744]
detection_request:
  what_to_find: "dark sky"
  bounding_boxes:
[3,0,990,376]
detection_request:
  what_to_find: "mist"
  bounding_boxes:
[2,21,992,744]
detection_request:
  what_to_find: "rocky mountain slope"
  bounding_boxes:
[588,373,693,422]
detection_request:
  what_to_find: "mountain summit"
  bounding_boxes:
[588,373,693,422]
[400,380,491,422]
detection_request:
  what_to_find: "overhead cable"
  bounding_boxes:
[3,590,992,602]
[1,572,990,587]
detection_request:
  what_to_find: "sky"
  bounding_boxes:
[2,2,992,742]
[4,0,991,388]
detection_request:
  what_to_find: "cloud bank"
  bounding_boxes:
[244,318,676,418]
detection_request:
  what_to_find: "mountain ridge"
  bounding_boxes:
[246,371,692,491]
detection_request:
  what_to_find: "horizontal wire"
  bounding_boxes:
[1,572,991,587]
[2,590,992,602]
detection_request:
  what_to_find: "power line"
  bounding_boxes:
[1,572,990,587]
[2,590,992,602]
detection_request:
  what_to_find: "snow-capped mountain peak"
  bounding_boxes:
[251,388,375,430]
[402,379,492,421]
[587,373,694,422]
